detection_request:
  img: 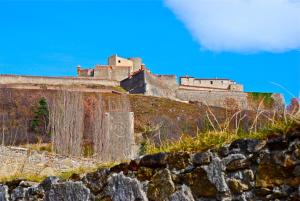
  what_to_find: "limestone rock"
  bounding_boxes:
[0,185,9,201]
[167,152,191,170]
[82,168,110,195]
[227,179,249,194]
[39,176,60,192]
[192,151,212,166]
[169,185,195,201]
[255,163,287,188]
[226,159,250,172]
[183,167,217,198]
[136,167,154,181]
[44,181,90,201]
[105,172,148,201]
[25,185,44,201]
[147,169,175,201]
[140,153,167,169]
[11,186,27,201]
[229,138,266,154]
[203,157,229,193]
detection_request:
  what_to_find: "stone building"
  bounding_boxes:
[77,55,144,81]
[179,76,244,92]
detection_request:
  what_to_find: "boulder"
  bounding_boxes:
[167,152,191,170]
[140,153,167,169]
[44,181,90,201]
[203,157,229,193]
[169,185,195,201]
[229,139,266,154]
[183,167,217,198]
[82,168,110,195]
[227,179,249,194]
[147,169,175,201]
[105,172,148,201]
[0,185,9,201]
[192,151,212,166]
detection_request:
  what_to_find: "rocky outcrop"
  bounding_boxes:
[1,125,300,201]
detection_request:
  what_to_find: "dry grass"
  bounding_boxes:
[0,162,118,183]
[145,105,300,154]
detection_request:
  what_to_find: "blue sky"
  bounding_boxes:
[0,0,299,103]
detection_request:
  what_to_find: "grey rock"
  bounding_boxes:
[147,168,175,201]
[203,157,229,193]
[222,154,246,166]
[230,138,266,154]
[0,185,9,201]
[25,185,44,201]
[192,151,212,166]
[44,181,90,201]
[169,185,195,201]
[82,168,110,194]
[105,172,148,201]
[39,176,60,192]
[11,186,27,201]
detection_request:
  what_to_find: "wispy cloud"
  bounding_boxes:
[165,0,300,53]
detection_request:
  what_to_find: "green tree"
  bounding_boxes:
[31,97,49,135]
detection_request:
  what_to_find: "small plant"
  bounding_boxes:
[30,97,49,135]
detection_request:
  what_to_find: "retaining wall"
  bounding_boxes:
[0,74,119,87]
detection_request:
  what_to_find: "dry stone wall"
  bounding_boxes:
[1,124,300,201]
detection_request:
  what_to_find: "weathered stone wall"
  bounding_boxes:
[180,77,244,92]
[176,89,249,109]
[120,70,146,94]
[1,125,300,201]
[121,70,178,100]
[0,75,119,87]
[144,71,178,99]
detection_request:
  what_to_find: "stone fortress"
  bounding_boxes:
[0,54,283,110]
[78,54,244,93]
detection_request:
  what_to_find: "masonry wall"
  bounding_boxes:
[176,89,249,109]
[120,71,147,94]
[0,74,119,87]
[180,77,243,92]
[144,71,178,99]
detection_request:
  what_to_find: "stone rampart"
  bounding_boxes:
[0,74,119,87]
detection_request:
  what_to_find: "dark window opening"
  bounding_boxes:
[118,60,121,63]
[210,81,213,84]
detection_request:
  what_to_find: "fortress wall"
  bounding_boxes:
[111,67,130,81]
[94,68,112,80]
[176,89,249,109]
[144,71,178,99]
[120,70,146,94]
[0,74,119,87]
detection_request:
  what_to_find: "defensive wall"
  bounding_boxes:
[121,70,285,111]
[0,74,120,87]
[121,70,178,99]
[180,77,244,92]
[176,89,249,109]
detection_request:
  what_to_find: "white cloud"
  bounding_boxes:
[165,0,300,52]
